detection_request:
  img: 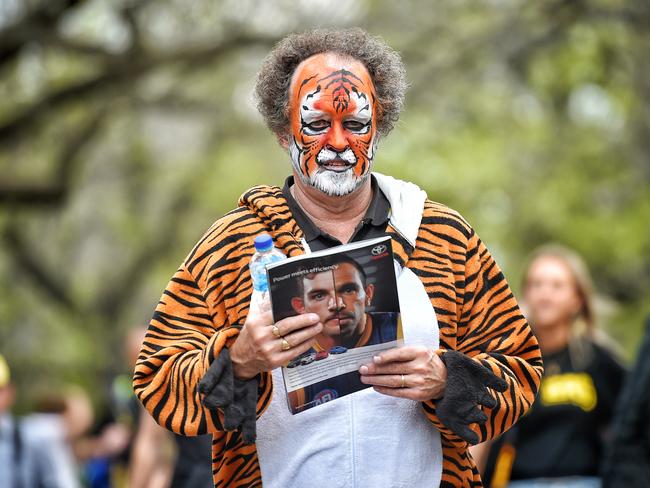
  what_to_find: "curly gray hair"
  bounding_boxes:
[255,28,407,138]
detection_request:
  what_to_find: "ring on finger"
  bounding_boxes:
[400,374,406,388]
[280,337,292,351]
[271,325,281,338]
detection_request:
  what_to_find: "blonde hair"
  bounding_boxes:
[522,244,596,335]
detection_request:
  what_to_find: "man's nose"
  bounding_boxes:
[325,122,348,153]
[328,295,345,310]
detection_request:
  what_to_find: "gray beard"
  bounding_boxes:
[309,167,369,196]
[289,140,371,197]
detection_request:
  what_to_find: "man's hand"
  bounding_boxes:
[359,346,447,401]
[229,310,323,379]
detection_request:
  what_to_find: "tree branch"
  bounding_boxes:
[97,192,192,319]
[0,0,86,67]
[0,109,106,207]
[2,223,77,311]
[0,34,273,146]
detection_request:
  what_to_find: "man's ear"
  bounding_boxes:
[276,130,290,150]
[291,297,306,314]
[365,284,375,306]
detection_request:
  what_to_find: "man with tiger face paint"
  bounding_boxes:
[287,53,378,197]
[134,28,542,488]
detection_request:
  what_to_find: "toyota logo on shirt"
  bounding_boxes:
[371,244,387,255]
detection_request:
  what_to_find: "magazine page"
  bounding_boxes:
[266,236,403,414]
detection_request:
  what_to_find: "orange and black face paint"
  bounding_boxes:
[288,54,378,196]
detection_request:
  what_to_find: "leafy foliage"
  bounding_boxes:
[0,0,648,411]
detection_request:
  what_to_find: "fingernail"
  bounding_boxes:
[309,314,319,322]
[373,356,382,363]
[315,323,323,331]
[359,365,368,375]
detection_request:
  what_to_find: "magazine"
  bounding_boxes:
[266,236,403,414]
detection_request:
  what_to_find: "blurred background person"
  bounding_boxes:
[69,381,131,488]
[129,398,213,488]
[0,353,50,487]
[63,327,144,487]
[70,326,173,488]
[168,434,213,488]
[120,326,175,488]
[21,388,84,487]
[128,411,174,488]
[601,314,650,487]
[2,353,87,487]
[473,245,626,488]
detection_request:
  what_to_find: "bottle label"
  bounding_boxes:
[251,251,286,293]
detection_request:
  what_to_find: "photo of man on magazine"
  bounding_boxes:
[290,254,398,350]
[266,236,403,414]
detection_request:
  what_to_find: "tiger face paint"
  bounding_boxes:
[287,53,378,196]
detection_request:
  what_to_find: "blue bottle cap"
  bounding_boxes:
[254,234,274,251]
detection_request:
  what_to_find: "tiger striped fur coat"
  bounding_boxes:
[133,174,543,487]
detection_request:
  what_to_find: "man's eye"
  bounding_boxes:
[341,285,358,294]
[343,120,367,131]
[307,121,329,131]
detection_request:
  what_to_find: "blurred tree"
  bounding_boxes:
[0,0,648,411]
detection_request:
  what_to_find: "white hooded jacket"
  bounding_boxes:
[255,173,443,488]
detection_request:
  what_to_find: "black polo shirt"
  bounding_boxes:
[282,175,391,252]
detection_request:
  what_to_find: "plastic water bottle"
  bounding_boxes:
[249,234,286,314]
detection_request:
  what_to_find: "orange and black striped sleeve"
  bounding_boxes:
[132,262,239,436]
[424,224,543,448]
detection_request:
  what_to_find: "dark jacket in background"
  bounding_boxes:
[602,316,650,488]
[171,434,213,488]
